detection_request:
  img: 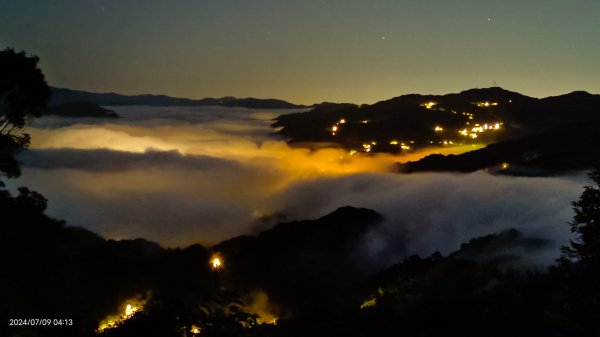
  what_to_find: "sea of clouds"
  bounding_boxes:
[7,106,590,266]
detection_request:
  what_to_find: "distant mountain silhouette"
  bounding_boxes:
[45,101,120,118]
[49,87,309,109]
[273,87,600,154]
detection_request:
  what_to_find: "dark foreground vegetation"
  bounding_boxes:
[2,48,600,336]
[2,173,600,337]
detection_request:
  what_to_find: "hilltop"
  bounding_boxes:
[273,87,600,175]
[273,87,600,154]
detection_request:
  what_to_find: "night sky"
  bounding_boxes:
[2,0,599,104]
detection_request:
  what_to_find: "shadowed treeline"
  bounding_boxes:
[0,185,237,337]
[3,182,600,336]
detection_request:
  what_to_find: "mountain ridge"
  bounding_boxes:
[398,121,600,176]
[49,87,311,109]
[273,86,600,153]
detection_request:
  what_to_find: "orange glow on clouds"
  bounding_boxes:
[27,124,480,180]
[17,107,484,246]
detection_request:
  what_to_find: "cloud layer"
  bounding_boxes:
[7,106,589,266]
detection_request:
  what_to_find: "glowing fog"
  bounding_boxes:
[8,106,587,264]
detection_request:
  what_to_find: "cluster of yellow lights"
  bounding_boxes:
[421,102,437,109]
[338,99,507,154]
[391,140,413,150]
[461,112,475,120]
[476,101,499,107]
[501,162,510,170]
[124,304,138,317]
[458,122,502,139]
[329,118,346,136]
[360,287,385,310]
[349,139,413,155]
[190,325,202,335]
[360,297,377,309]
[97,301,144,333]
[360,141,390,153]
[211,256,223,270]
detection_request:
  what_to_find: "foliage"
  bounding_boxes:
[0,48,50,134]
[0,48,50,177]
[561,168,600,266]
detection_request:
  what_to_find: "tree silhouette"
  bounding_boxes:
[0,48,50,177]
[561,168,600,267]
